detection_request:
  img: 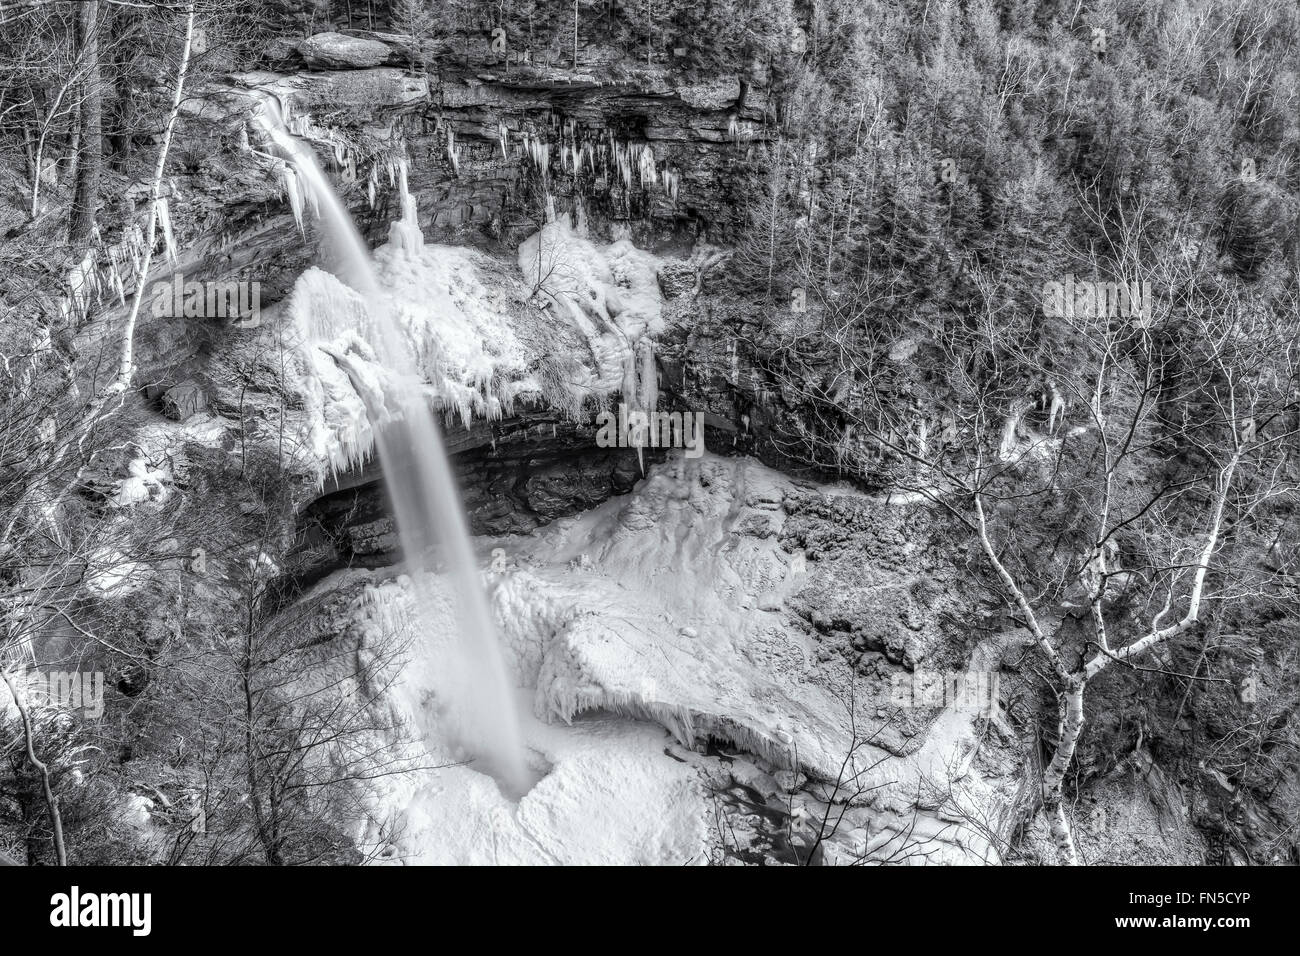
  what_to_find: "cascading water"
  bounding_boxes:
[255,98,531,796]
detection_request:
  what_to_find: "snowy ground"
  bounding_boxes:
[382,707,709,865]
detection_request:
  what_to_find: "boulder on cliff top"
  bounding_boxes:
[299,32,392,69]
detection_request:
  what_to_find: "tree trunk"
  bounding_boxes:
[114,1,196,389]
[0,670,67,865]
[64,100,81,189]
[68,0,102,248]
[1041,677,1086,864]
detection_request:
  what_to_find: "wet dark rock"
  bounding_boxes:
[289,410,664,584]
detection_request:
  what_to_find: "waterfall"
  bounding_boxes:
[255,99,531,797]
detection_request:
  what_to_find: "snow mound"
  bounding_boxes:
[489,454,852,775]
[300,570,708,865]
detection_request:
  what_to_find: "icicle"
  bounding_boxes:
[106,251,125,305]
[446,127,460,175]
[397,157,412,209]
[637,337,658,413]
[638,144,656,188]
[156,196,177,263]
[525,134,550,180]
[63,252,99,320]
[662,168,680,201]
[621,352,639,409]
[388,157,425,255]
[498,121,509,159]
[281,164,304,235]
[125,223,143,277]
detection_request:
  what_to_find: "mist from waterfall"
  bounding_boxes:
[256,99,530,797]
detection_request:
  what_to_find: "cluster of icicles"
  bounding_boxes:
[495,116,682,201]
[61,107,682,321]
[249,99,409,237]
[60,182,184,321]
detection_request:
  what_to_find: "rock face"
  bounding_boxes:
[92,39,761,423]
[270,68,428,112]
[409,65,760,243]
[780,490,971,668]
[293,414,657,586]
[298,32,394,69]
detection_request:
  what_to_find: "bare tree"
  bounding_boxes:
[725,205,1299,862]
[67,0,102,248]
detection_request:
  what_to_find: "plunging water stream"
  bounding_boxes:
[255,99,531,796]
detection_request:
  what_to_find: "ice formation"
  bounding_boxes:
[517,215,664,398]
[285,181,532,479]
[281,163,305,235]
[111,457,170,507]
[157,195,177,264]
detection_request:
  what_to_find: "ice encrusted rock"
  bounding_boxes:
[491,454,856,774]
